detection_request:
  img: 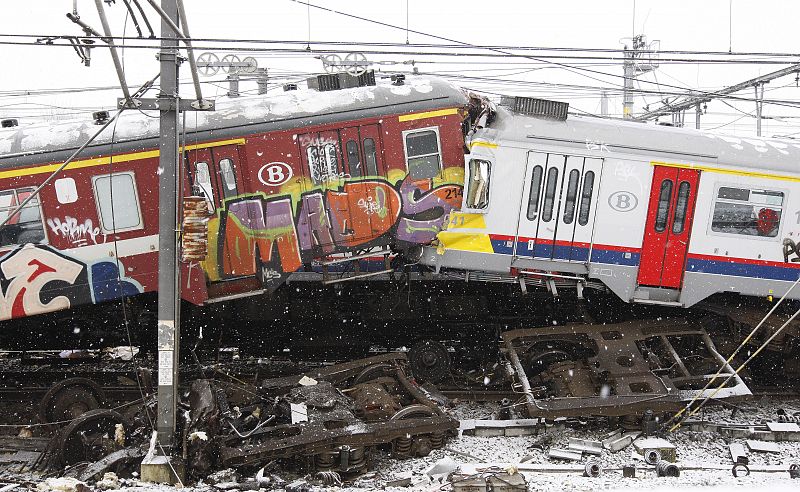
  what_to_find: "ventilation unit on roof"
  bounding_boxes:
[500,96,569,121]
[307,70,376,92]
[1,118,18,128]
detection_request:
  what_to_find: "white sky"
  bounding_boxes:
[3,0,800,137]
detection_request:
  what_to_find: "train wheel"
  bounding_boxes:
[408,340,450,383]
[57,409,130,467]
[39,378,105,424]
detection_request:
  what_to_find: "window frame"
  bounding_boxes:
[401,126,443,179]
[0,186,48,247]
[526,165,544,221]
[91,171,144,234]
[707,182,786,241]
[463,158,492,212]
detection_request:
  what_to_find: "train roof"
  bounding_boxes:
[484,106,800,175]
[0,76,467,167]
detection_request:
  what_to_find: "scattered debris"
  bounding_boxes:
[425,456,460,483]
[729,443,749,464]
[655,460,680,478]
[634,437,677,462]
[732,463,750,477]
[623,464,636,478]
[747,439,781,453]
[567,437,602,456]
[547,448,582,461]
[583,460,602,477]
[451,472,527,492]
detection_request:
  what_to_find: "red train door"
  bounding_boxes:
[637,166,700,288]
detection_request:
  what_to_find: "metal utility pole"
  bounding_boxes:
[755,82,766,136]
[695,103,701,129]
[156,0,180,454]
[622,48,635,119]
[601,91,609,117]
[622,35,659,120]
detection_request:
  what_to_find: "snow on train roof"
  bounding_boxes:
[486,106,800,175]
[0,76,465,159]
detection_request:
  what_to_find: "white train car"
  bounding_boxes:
[422,98,800,308]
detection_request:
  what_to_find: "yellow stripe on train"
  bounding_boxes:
[446,212,487,230]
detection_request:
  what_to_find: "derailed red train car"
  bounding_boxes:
[0,75,469,341]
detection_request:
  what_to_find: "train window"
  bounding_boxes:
[363,138,378,176]
[654,180,673,233]
[562,169,580,224]
[307,143,339,184]
[346,140,362,178]
[526,166,543,220]
[672,181,691,234]
[577,171,595,226]
[541,167,559,222]
[711,186,784,237]
[404,128,441,179]
[55,178,78,204]
[465,159,491,209]
[219,159,238,199]
[194,162,215,212]
[92,173,143,233]
[0,187,46,247]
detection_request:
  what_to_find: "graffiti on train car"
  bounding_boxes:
[0,244,143,320]
[202,173,463,283]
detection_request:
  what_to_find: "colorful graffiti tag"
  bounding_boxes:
[201,172,463,288]
[0,243,143,320]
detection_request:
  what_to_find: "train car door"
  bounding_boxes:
[553,157,603,262]
[297,130,342,252]
[637,166,700,288]
[187,148,217,213]
[514,152,566,259]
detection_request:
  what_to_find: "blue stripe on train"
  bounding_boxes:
[489,239,637,266]
[687,257,800,281]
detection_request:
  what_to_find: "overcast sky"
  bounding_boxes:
[3,1,800,136]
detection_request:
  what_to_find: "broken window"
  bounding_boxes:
[404,128,441,179]
[466,159,491,209]
[219,158,239,199]
[711,186,783,238]
[0,187,46,247]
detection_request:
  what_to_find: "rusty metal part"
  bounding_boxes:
[77,446,146,482]
[57,409,130,466]
[408,339,451,383]
[501,319,751,418]
[181,196,210,262]
[656,460,680,477]
[220,354,457,470]
[39,378,106,424]
[732,463,751,477]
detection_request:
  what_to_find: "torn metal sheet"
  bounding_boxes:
[729,443,749,464]
[568,437,602,456]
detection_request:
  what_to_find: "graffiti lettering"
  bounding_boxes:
[206,175,462,286]
[47,216,106,246]
[0,244,143,320]
[586,138,610,153]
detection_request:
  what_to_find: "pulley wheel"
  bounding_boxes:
[408,340,450,383]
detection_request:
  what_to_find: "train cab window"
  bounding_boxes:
[541,167,559,222]
[672,181,691,234]
[526,165,543,220]
[346,140,362,178]
[0,187,46,247]
[363,138,378,176]
[307,143,339,184]
[578,171,595,226]
[55,178,78,204]
[219,159,238,199]
[465,159,491,209]
[562,169,580,224]
[404,128,441,179]
[711,186,783,237]
[194,162,215,212]
[654,180,673,233]
[92,172,143,233]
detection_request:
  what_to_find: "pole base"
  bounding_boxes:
[140,454,185,485]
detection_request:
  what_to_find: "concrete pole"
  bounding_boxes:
[695,103,701,129]
[156,0,181,452]
[623,47,635,119]
[600,91,609,117]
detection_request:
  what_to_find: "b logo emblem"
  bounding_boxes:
[258,162,293,186]
[608,191,638,212]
